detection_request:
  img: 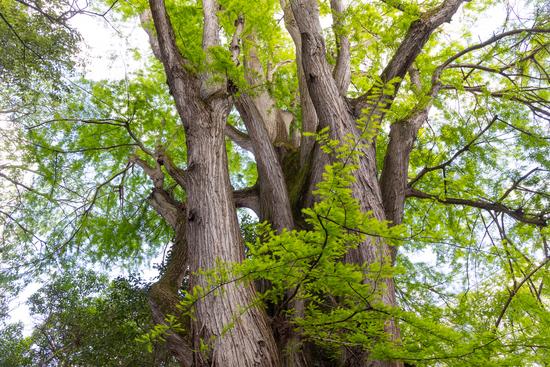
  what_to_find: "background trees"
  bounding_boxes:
[0,0,549,366]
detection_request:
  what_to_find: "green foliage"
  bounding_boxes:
[1,270,178,367]
[0,0,78,110]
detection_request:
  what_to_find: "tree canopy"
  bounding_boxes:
[1,0,549,366]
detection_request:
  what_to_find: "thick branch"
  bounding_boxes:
[233,186,260,215]
[156,147,187,189]
[148,0,205,125]
[354,0,466,116]
[139,10,162,60]
[330,0,351,95]
[148,213,192,367]
[406,187,548,226]
[380,108,430,227]
[202,0,221,50]
[130,155,164,189]
[148,187,184,229]
[200,0,226,99]
[280,0,318,164]
[235,95,294,230]
[225,123,253,152]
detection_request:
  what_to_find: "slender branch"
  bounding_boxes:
[494,257,550,328]
[432,28,550,86]
[498,168,541,202]
[409,115,498,186]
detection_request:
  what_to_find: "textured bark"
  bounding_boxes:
[236,94,294,231]
[184,111,279,367]
[330,0,351,95]
[148,1,281,366]
[280,0,319,166]
[380,109,429,261]
[288,2,400,366]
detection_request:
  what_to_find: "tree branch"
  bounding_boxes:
[409,115,498,186]
[148,0,205,125]
[406,187,547,226]
[354,0,467,116]
[225,123,253,152]
[233,186,260,215]
[432,28,550,86]
[155,146,187,189]
[494,256,550,328]
[330,0,351,95]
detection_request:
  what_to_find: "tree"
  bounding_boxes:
[0,270,179,366]
[1,0,549,366]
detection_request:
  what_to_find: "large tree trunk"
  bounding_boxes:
[184,109,280,367]
[138,0,466,365]
[147,0,281,365]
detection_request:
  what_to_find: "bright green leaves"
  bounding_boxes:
[8,66,182,265]
[136,314,185,353]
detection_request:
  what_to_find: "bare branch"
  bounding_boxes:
[148,187,184,229]
[495,257,550,328]
[230,15,244,65]
[498,168,542,202]
[155,146,187,188]
[432,28,550,86]
[139,9,162,60]
[233,186,260,215]
[130,156,164,189]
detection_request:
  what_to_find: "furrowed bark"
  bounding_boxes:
[148,207,192,367]
[280,0,319,165]
[288,1,401,366]
[236,94,294,231]
[235,28,295,229]
[237,32,309,364]
[371,0,466,258]
[148,0,280,365]
[380,108,430,261]
[242,36,289,144]
[184,110,279,367]
[134,157,193,366]
[330,0,351,95]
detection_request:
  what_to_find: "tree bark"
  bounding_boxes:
[147,0,281,365]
